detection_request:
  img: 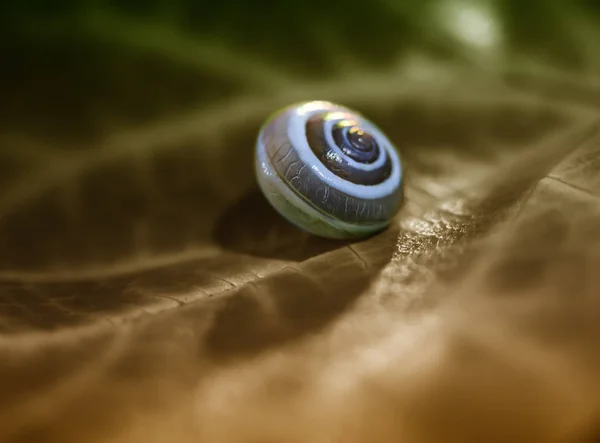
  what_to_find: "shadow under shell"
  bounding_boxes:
[213,189,350,261]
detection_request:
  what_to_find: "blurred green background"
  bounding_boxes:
[3,0,600,148]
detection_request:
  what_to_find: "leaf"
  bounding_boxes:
[2,2,600,443]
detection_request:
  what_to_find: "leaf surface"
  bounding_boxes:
[2,3,600,442]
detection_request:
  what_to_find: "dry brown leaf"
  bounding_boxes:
[3,4,600,442]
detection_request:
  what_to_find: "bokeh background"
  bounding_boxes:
[4,0,600,145]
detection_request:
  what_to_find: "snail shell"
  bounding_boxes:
[255,101,403,239]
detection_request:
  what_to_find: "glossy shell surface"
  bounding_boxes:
[255,101,403,239]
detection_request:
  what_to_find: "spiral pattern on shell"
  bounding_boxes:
[255,101,403,239]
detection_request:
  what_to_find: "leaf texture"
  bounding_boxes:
[2,1,600,442]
